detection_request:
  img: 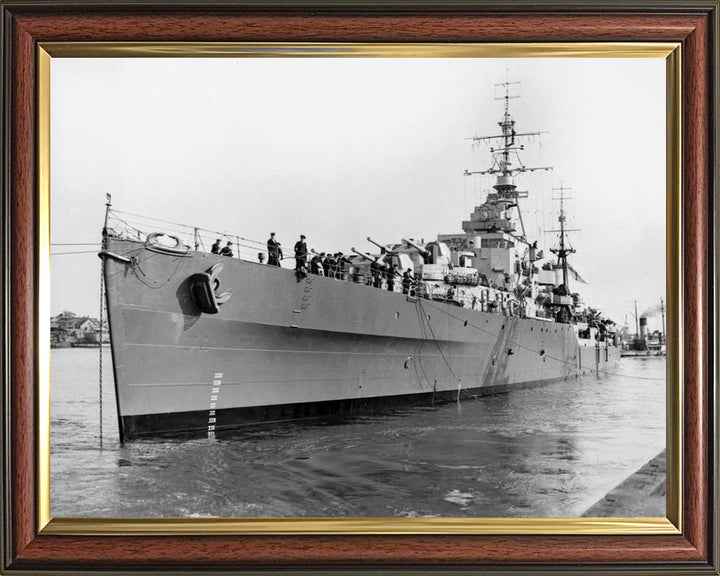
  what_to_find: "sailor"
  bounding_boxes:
[326,253,337,279]
[370,259,380,288]
[220,241,234,257]
[373,261,385,289]
[386,263,396,292]
[321,253,331,277]
[401,268,413,295]
[211,239,221,254]
[336,252,349,280]
[333,253,344,279]
[267,233,282,266]
[310,253,322,275]
[294,235,308,281]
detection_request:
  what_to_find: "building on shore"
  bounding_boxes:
[50,311,109,347]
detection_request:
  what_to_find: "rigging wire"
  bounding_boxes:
[51,250,102,256]
[110,209,266,247]
[417,298,462,384]
[105,211,279,264]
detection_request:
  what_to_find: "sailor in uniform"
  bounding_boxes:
[294,235,308,280]
[267,233,282,266]
[310,253,322,275]
[386,263,397,292]
[220,241,234,257]
[402,268,413,294]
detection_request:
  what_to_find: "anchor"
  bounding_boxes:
[191,263,232,314]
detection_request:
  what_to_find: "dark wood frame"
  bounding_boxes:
[1,1,717,573]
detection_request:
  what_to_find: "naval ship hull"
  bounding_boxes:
[102,236,620,441]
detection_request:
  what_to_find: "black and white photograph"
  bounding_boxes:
[49,55,667,519]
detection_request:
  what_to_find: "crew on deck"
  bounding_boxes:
[386,263,397,292]
[402,269,413,295]
[220,241,234,257]
[236,229,425,296]
[325,253,336,278]
[267,233,282,267]
[294,235,308,281]
[310,253,323,275]
[335,253,350,280]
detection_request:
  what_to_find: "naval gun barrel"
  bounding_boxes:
[350,248,378,262]
[366,237,394,254]
[402,238,430,257]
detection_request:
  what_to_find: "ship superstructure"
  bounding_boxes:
[100,79,620,441]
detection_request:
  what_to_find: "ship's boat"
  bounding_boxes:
[100,81,621,441]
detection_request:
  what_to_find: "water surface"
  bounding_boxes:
[51,348,665,517]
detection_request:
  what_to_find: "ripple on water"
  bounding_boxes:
[51,350,666,518]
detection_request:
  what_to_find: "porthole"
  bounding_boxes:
[395,311,400,319]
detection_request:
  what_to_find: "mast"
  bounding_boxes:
[547,184,579,294]
[102,193,112,248]
[552,184,573,292]
[463,76,552,240]
[660,297,666,345]
[498,77,519,179]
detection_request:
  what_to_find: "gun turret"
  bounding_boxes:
[401,238,430,258]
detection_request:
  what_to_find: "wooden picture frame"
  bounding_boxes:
[1,1,717,573]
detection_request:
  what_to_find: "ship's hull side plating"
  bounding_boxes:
[103,237,619,440]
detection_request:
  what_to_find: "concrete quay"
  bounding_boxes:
[582,450,666,517]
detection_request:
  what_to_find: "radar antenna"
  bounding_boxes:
[464,76,552,182]
[464,74,552,241]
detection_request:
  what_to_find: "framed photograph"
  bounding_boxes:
[1,1,717,574]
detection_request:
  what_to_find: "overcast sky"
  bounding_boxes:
[50,57,666,331]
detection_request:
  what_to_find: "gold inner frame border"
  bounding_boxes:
[36,41,682,536]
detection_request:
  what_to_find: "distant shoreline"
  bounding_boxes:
[51,343,110,349]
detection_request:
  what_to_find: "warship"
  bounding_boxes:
[100,80,621,441]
